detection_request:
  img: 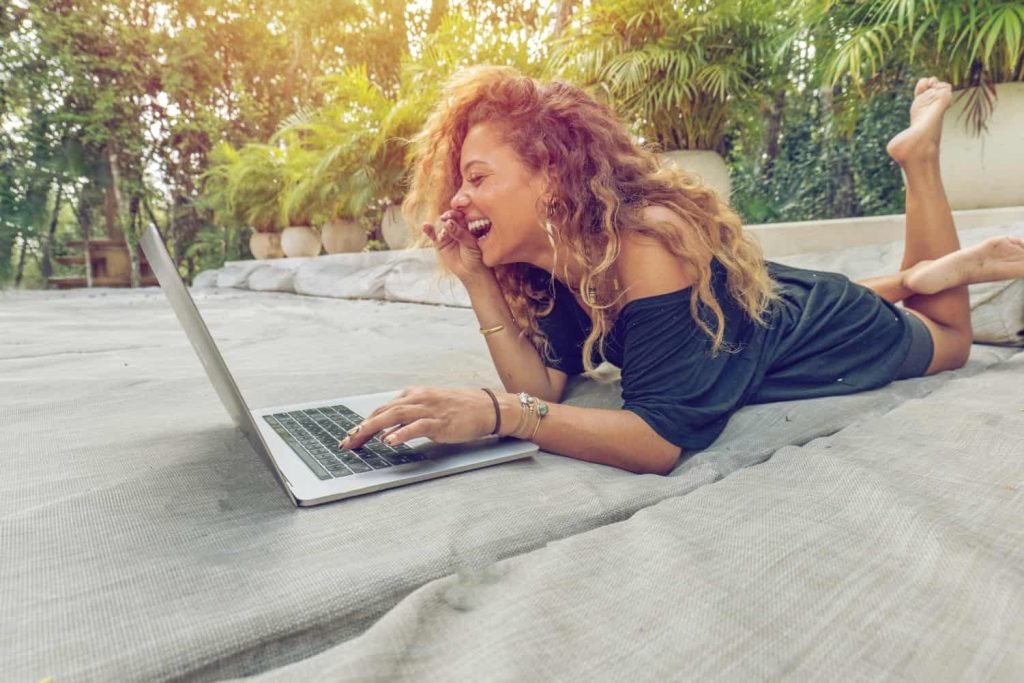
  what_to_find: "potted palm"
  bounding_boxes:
[209,142,287,259]
[548,0,790,201]
[273,68,389,253]
[220,143,288,260]
[323,66,414,250]
[277,143,324,258]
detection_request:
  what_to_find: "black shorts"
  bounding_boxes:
[895,310,935,380]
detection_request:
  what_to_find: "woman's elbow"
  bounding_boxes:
[627,439,680,475]
[625,414,682,475]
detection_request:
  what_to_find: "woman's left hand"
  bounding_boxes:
[339,386,496,450]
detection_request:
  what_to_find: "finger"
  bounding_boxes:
[446,217,478,248]
[422,223,438,243]
[440,209,464,224]
[341,404,421,450]
[381,418,444,446]
[367,394,414,420]
[424,222,457,250]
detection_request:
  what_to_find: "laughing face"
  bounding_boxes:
[450,123,553,269]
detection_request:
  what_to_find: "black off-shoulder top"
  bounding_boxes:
[533,260,914,451]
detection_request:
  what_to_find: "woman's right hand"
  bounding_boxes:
[422,209,493,285]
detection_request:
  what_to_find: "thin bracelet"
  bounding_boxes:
[528,400,549,440]
[479,324,504,337]
[511,392,532,436]
[481,388,500,435]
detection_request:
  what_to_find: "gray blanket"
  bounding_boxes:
[1,245,1020,680]
[238,350,1024,682]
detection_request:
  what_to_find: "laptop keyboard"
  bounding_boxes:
[263,404,426,481]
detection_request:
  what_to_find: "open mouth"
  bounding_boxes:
[468,218,493,241]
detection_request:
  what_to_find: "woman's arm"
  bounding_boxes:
[465,272,567,403]
[494,392,682,474]
[340,386,682,475]
[425,213,566,403]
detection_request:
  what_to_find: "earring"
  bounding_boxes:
[541,219,558,250]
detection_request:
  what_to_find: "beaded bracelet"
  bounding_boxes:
[511,392,549,440]
[511,392,533,436]
[529,400,549,440]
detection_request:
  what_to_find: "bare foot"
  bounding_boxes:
[886,77,953,166]
[905,236,1024,294]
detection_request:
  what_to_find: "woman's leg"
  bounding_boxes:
[860,235,1024,303]
[878,77,972,374]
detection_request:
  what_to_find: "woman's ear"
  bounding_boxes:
[545,163,559,191]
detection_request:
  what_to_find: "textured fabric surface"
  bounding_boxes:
[1,285,1016,682]
[237,350,1024,683]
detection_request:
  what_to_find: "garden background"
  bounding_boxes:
[2,0,1022,287]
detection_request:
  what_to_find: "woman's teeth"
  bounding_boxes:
[468,219,492,240]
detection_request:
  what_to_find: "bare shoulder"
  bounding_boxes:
[616,206,700,303]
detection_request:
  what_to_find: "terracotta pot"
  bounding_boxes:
[658,150,731,201]
[249,231,284,259]
[321,218,368,254]
[381,204,413,250]
[281,225,322,258]
[940,81,1024,210]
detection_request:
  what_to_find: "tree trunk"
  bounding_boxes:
[554,0,578,34]
[427,0,447,33]
[107,146,140,287]
[76,191,94,288]
[40,184,63,283]
[128,194,142,286]
[13,231,27,287]
[285,23,302,106]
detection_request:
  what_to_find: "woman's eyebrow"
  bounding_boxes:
[460,160,487,175]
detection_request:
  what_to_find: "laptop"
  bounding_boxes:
[140,225,538,506]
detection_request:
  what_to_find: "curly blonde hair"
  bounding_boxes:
[404,65,777,374]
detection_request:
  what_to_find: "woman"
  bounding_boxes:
[341,66,1024,474]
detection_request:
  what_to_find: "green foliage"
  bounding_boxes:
[729,83,913,223]
[549,0,794,151]
[265,7,551,230]
[810,0,1024,132]
[203,142,287,231]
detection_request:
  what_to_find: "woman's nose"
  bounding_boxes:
[450,191,469,210]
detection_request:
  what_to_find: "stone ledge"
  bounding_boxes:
[194,206,1024,311]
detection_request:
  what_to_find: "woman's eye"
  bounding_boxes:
[468,175,484,186]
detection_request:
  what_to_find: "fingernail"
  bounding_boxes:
[339,438,350,449]
[384,434,396,445]
[346,425,361,436]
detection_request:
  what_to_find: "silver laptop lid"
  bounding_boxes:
[140,225,293,495]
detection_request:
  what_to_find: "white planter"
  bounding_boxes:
[321,218,367,254]
[658,150,731,202]
[249,231,284,259]
[381,204,413,250]
[940,82,1024,210]
[280,225,322,258]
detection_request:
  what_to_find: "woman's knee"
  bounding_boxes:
[928,328,972,373]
